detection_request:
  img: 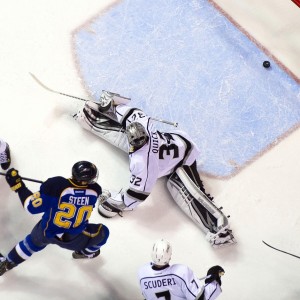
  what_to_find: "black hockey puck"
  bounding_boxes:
[263,61,271,68]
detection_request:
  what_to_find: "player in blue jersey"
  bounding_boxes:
[0,161,110,276]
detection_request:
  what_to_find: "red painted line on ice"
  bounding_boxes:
[209,0,300,84]
[292,0,300,8]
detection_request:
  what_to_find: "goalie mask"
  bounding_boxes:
[72,161,98,185]
[151,239,172,266]
[126,122,149,149]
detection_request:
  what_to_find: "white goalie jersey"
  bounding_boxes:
[115,104,200,208]
[138,263,204,300]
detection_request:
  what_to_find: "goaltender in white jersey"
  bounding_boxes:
[107,103,199,208]
[74,91,236,248]
[138,239,224,300]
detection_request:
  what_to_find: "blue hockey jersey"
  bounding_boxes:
[23,176,102,238]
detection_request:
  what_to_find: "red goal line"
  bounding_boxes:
[292,0,300,7]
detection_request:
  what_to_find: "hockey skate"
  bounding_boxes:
[72,249,100,259]
[98,190,132,218]
[0,144,11,170]
[206,226,237,248]
[0,253,16,276]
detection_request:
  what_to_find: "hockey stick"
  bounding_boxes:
[29,72,179,127]
[262,240,300,259]
[29,72,88,102]
[0,172,43,184]
[151,117,178,127]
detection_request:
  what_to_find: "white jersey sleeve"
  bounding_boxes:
[203,280,222,300]
[115,104,155,129]
[138,263,204,300]
[114,104,157,207]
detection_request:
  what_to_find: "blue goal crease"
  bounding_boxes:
[72,0,300,178]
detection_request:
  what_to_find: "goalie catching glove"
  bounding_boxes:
[5,168,25,192]
[98,90,131,112]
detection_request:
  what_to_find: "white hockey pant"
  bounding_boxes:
[167,167,230,237]
[73,101,129,152]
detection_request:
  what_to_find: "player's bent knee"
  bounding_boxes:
[85,223,110,248]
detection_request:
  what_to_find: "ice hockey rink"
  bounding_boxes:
[0,0,300,299]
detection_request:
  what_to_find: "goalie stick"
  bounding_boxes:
[262,240,300,259]
[29,72,88,102]
[29,72,179,127]
[0,172,43,184]
[150,118,178,127]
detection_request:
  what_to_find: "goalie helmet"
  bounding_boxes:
[126,122,149,149]
[151,239,172,266]
[72,161,98,184]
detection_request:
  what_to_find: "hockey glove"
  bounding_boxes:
[205,265,225,286]
[98,189,112,203]
[5,168,25,192]
[98,91,114,112]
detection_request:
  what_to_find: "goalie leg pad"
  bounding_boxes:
[167,167,236,248]
[73,101,129,152]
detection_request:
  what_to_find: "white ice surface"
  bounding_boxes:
[0,1,300,300]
